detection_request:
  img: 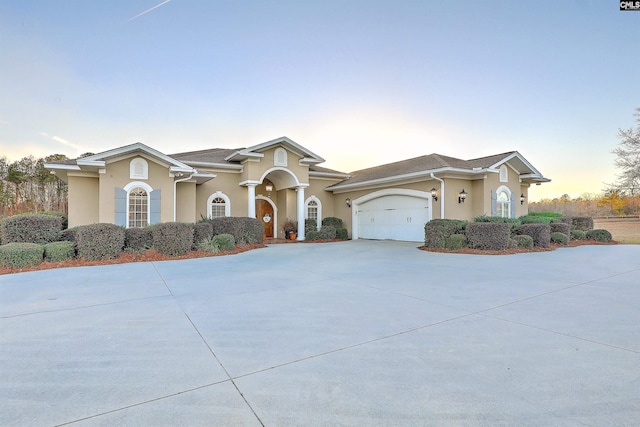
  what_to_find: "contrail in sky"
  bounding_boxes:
[127,0,172,22]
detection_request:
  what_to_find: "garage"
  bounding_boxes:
[354,190,431,242]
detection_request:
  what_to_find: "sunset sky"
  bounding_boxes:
[1,1,638,201]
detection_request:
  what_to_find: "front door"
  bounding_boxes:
[256,199,274,238]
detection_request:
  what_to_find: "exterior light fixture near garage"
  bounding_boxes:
[430,187,438,201]
[345,197,351,208]
[458,189,467,203]
[520,193,526,205]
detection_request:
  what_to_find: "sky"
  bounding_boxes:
[0,0,638,202]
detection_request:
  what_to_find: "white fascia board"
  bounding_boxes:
[44,163,81,171]
[180,160,243,170]
[490,151,543,176]
[76,160,106,167]
[236,136,326,163]
[224,150,264,161]
[310,171,351,179]
[169,166,196,174]
[81,142,193,170]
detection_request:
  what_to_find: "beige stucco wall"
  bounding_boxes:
[176,181,196,223]
[241,146,310,186]
[195,170,246,218]
[98,156,175,224]
[67,174,99,227]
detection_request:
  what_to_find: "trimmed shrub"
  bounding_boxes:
[515,223,551,248]
[210,217,264,244]
[61,227,79,243]
[519,215,559,225]
[322,217,343,228]
[586,229,612,242]
[465,222,511,250]
[424,219,467,248]
[44,241,76,262]
[571,229,587,240]
[0,242,44,268]
[42,211,68,230]
[319,225,336,240]
[76,223,125,261]
[125,227,153,252]
[213,233,235,251]
[198,238,221,253]
[445,234,467,250]
[152,222,194,256]
[335,227,349,240]
[572,217,594,231]
[305,219,317,234]
[513,235,534,249]
[305,230,321,241]
[550,222,571,239]
[527,212,562,218]
[551,232,569,245]
[192,222,214,249]
[1,213,63,244]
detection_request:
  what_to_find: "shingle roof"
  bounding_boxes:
[170,148,243,164]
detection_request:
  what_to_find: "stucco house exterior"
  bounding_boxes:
[45,136,550,242]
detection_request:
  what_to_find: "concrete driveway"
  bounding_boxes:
[1,240,639,426]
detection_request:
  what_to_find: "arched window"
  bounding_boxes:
[128,187,149,228]
[207,191,231,218]
[499,165,508,183]
[130,158,148,180]
[305,196,322,230]
[497,190,510,218]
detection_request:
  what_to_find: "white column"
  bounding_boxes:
[296,186,305,240]
[247,184,257,218]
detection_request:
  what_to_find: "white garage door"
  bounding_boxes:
[357,195,430,242]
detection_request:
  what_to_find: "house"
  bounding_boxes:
[45,136,550,242]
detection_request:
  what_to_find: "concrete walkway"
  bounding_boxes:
[1,240,639,426]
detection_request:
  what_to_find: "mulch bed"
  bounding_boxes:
[0,239,618,275]
[419,239,618,255]
[0,243,265,276]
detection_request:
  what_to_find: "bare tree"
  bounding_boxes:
[611,108,640,195]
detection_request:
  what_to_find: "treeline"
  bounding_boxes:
[0,154,69,217]
[530,192,640,217]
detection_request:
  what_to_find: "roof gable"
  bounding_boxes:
[224,136,325,164]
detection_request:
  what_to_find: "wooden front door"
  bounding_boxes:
[256,199,274,238]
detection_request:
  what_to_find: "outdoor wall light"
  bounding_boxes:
[520,193,526,205]
[458,189,467,203]
[265,180,273,197]
[345,197,352,208]
[430,187,438,201]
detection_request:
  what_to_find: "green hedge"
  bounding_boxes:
[0,242,44,268]
[306,230,321,241]
[445,234,467,250]
[44,241,76,262]
[424,219,467,248]
[76,223,125,261]
[125,227,153,252]
[1,213,63,245]
[192,222,214,249]
[210,217,264,244]
[586,229,612,242]
[512,235,534,249]
[319,225,336,240]
[515,224,551,248]
[465,222,511,250]
[571,217,594,231]
[519,215,559,225]
[550,232,569,245]
[571,229,587,240]
[335,227,349,240]
[152,222,194,256]
[61,227,79,243]
[322,217,343,228]
[305,219,317,234]
[550,222,571,239]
